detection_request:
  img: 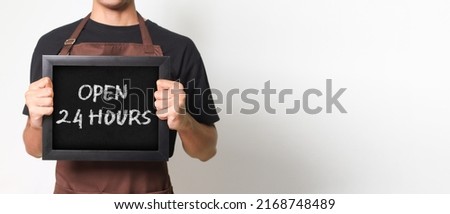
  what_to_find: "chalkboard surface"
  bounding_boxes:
[42,56,171,161]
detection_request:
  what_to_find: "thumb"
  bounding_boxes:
[156,79,174,91]
[43,77,53,88]
[30,77,53,90]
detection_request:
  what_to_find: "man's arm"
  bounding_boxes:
[177,115,217,162]
[23,77,54,158]
[154,80,218,161]
[23,118,43,158]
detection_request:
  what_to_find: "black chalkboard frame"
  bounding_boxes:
[42,55,171,161]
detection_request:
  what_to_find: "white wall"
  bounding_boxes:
[1,0,450,193]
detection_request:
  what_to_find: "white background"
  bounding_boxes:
[1,0,449,193]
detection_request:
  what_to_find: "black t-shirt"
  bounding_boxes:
[23,17,219,157]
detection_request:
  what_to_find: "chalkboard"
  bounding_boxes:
[42,55,171,161]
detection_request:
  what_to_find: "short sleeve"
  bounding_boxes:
[22,38,46,116]
[177,40,220,125]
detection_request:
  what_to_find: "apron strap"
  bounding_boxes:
[137,13,156,54]
[59,12,156,55]
[59,14,91,55]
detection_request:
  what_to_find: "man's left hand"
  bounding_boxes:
[154,79,191,131]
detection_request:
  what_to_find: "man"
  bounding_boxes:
[23,0,219,193]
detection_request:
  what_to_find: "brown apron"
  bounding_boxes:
[54,13,172,194]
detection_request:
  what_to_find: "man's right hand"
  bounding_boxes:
[25,77,54,129]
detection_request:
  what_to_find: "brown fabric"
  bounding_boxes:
[70,43,163,56]
[54,13,171,194]
[54,161,173,194]
[59,13,162,56]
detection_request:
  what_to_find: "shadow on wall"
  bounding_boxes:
[211,114,311,194]
[169,113,351,194]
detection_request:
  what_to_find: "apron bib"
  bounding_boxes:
[54,13,172,194]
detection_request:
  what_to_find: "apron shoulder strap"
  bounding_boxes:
[137,13,157,55]
[59,14,91,55]
[59,12,158,55]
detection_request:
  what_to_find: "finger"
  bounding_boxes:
[154,97,183,114]
[171,91,185,108]
[30,106,54,116]
[168,105,187,117]
[169,89,184,100]
[173,105,186,115]
[155,90,185,104]
[43,77,53,88]
[36,88,53,98]
[157,79,184,91]
[25,94,47,110]
[40,106,54,116]
[154,99,170,111]
[27,98,53,109]
[35,97,53,107]
[156,79,174,91]
[26,88,53,101]
[155,110,168,120]
[29,77,53,90]
[154,90,170,100]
